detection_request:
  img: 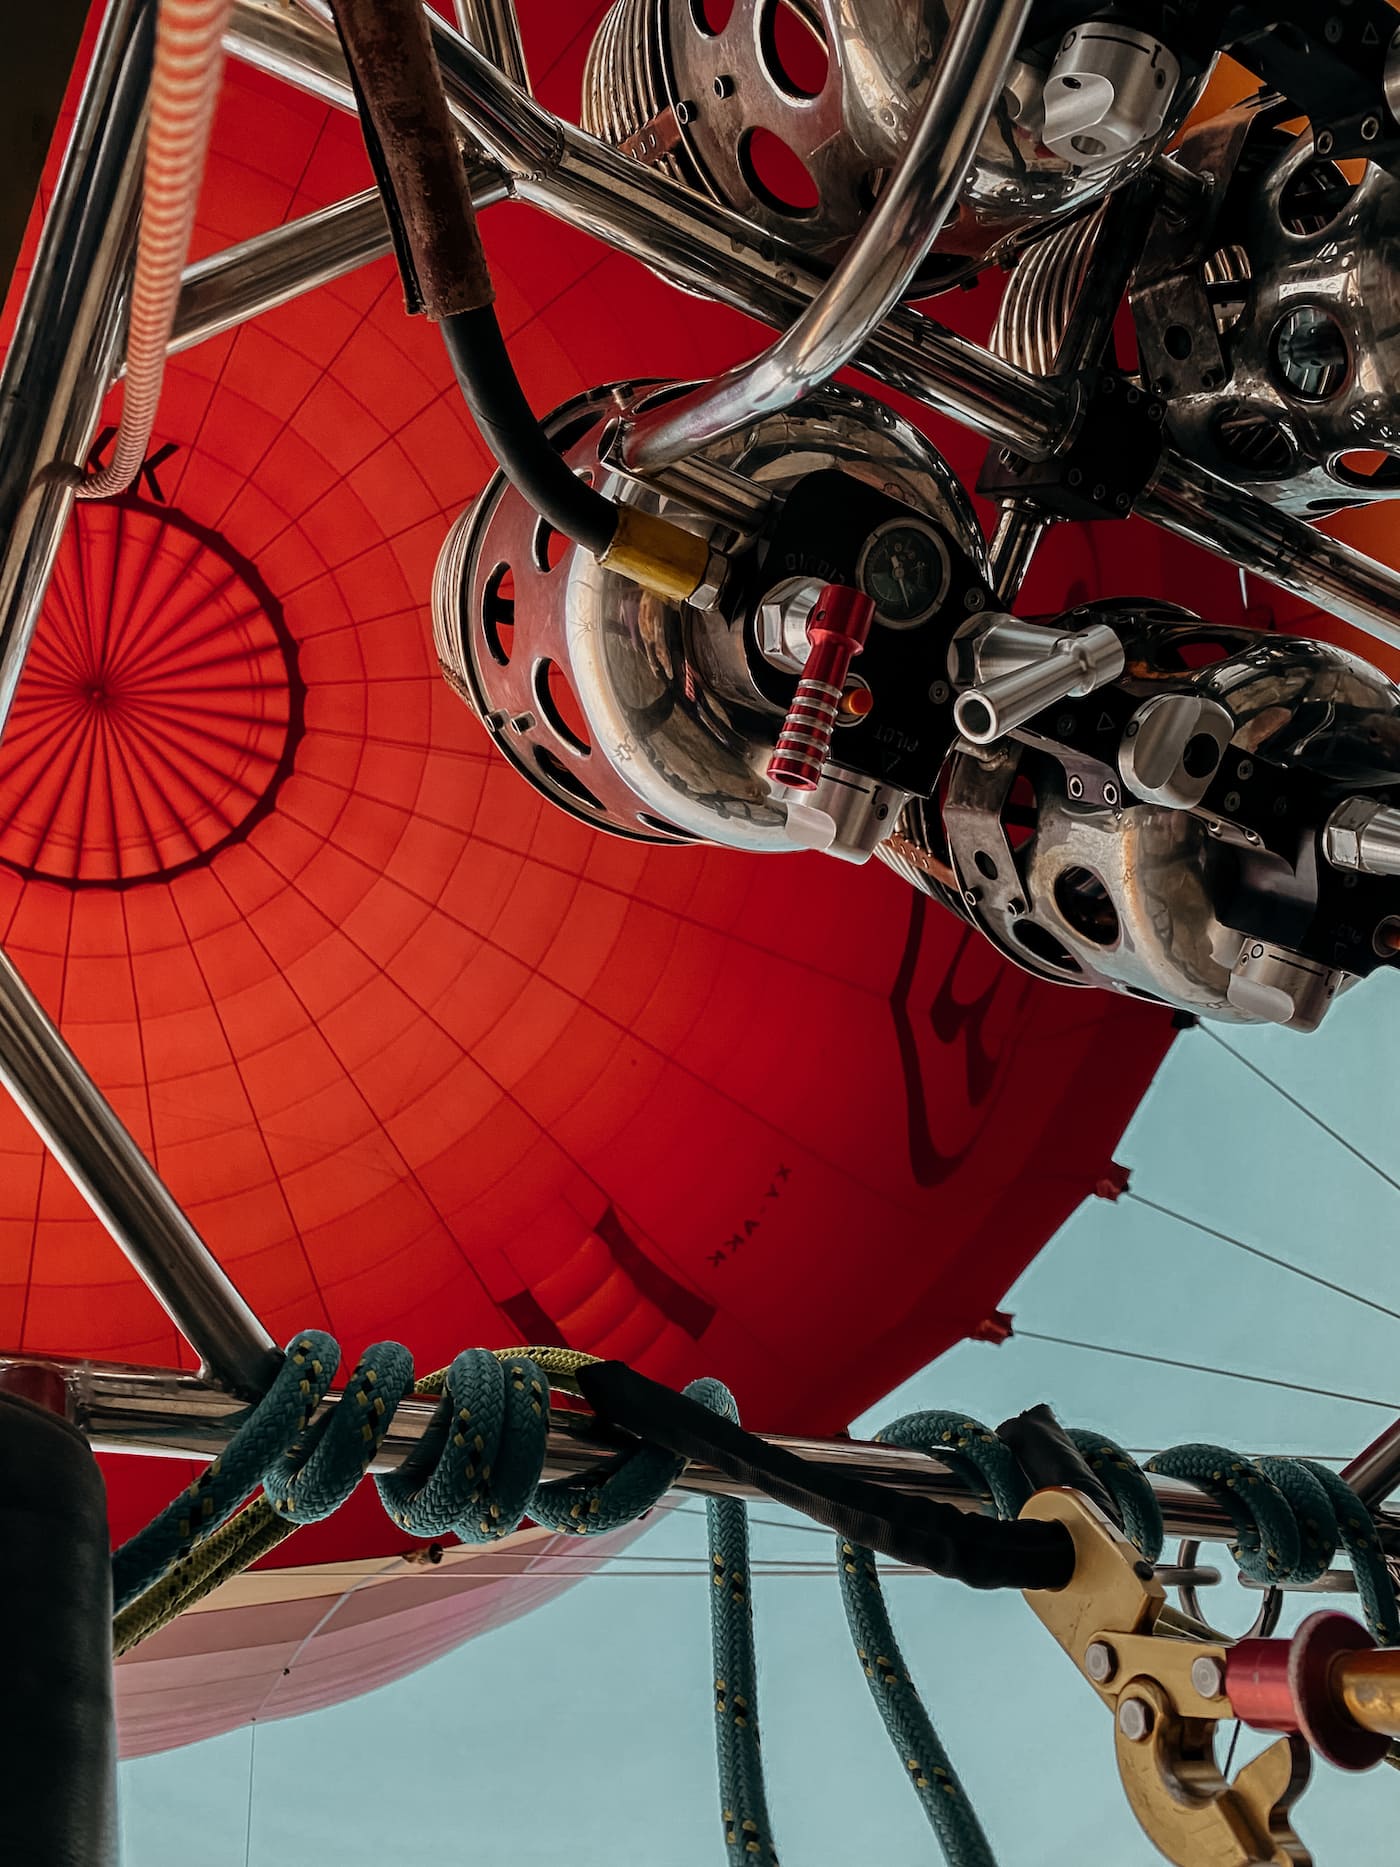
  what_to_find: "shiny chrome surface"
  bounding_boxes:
[619,0,1033,470]
[171,190,389,355]
[944,619,1400,1028]
[1140,454,1400,658]
[584,0,1204,280]
[452,0,530,93]
[232,2,1400,710]
[1323,797,1400,878]
[11,1347,1393,1546]
[0,0,151,738]
[952,614,1124,745]
[0,953,279,1397]
[1136,109,1400,517]
[1040,21,1179,169]
[169,163,509,359]
[238,0,1068,456]
[434,380,982,853]
[1344,1416,1400,1508]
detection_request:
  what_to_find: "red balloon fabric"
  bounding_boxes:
[0,11,1262,1753]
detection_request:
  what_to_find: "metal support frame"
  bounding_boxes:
[619,0,1033,469]
[451,0,529,95]
[13,1347,1400,1556]
[0,0,1395,1522]
[228,0,1400,657]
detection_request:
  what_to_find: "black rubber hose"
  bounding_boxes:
[443,307,619,558]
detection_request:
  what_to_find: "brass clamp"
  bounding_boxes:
[1020,1489,1400,1867]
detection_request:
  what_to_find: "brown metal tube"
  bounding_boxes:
[329,0,492,317]
[1334,1650,1400,1741]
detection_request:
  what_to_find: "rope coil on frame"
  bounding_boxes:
[110,1340,1400,1867]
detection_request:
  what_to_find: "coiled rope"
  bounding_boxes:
[832,1412,1398,1867]
[111,1334,774,1865]
[112,1346,1399,1867]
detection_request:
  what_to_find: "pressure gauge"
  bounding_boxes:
[856,517,951,627]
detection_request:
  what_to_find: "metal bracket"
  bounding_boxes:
[1021,1488,1313,1867]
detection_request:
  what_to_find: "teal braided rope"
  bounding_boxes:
[695,1377,779,1867]
[1144,1443,1400,1642]
[111,1331,338,1611]
[837,1413,1018,1867]
[1065,1427,1165,1562]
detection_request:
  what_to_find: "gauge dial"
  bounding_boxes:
[857,518,952,627]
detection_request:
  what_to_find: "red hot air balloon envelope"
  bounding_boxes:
[0,8,1257,1757]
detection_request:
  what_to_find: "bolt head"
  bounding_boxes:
[1067,775,1085,799]
[1190,1654,1225,1699]
[1118,1697,1154,1743]
[1084,1641,1116,1684]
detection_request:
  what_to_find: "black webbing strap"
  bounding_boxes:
[577,1361,1076,1591]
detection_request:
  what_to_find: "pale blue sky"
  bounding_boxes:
[120,974,1400,1865]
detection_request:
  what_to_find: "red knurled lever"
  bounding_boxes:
[766,583,875,791]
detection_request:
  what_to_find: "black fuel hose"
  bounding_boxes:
[441,306,619,557]
[330,0,620,561]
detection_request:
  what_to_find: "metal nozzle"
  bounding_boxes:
[954,620,1124,746]
[1323,796,1400,878]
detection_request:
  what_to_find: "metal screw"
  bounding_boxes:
[964,588,986,612]
[1191,1655,1226,1699]
[713,74,734,98]
[1084,1642,1117,1684]
[1055,713,1076,736]
[1115,493,1131,512]
[929,680,951,704]
[1236,758,1254,780]
[1362,115,1381,142]
[1008,895,1026,915]
[1124,720,1140,739]
[963,887,980,906]
[1118,1697,1154,1743]
[1068,775,1085,800]
[1103,781,1120,807]
[1092,483,1106,503]
[1067,468,1084,488]
[1316,129,1335,156]
[675,100,696,124]
[1223,789,1242,813]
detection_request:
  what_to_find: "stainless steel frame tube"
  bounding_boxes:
[0,958,279,1398]
[1142,456,1400,656]
[0,0,152,736]
[18,1348,1395,1552]
[1343,1418,1400,1508]
[230,0,1067,455]
[169,160,511,359]
[233,0,1400,649]
[0,0,279,1401]
[171,190,392,356]
[452,0,530,94]
[620,0,1033,469]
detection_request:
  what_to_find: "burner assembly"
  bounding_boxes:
[406,0,1400,1037]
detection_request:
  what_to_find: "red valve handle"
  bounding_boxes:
[766,584,875,791]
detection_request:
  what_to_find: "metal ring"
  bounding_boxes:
[1175,1538,1283,1640]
